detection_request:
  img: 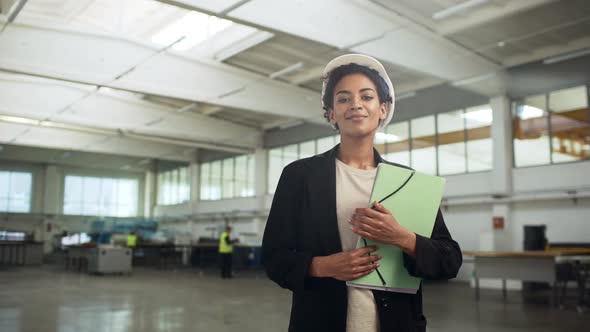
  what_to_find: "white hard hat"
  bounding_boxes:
[321,54,395,129]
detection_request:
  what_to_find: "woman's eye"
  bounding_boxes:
[337,98,350,103]
[362,95,374,101]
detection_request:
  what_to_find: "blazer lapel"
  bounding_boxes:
[309,145,342,255]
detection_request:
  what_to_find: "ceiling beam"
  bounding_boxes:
[0,71,262,150]
[204,0,501,85]
[199,105,224,115]
[0,122,193,161]
[287,65,325,85]
[504,37,590,68]
[394,77,445,95]
[0,114,253,155]
[437,0,557,36]
[214,30,274,61]
[0,23,322,122]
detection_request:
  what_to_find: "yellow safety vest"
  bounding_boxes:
[127,234,137,248]
[219,231,233,254]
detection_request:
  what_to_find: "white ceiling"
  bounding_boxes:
[0,0,588,162]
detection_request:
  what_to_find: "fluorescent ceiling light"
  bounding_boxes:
[218,86,245,99]
[432,0,489,20]
[177,103,198,113]
[279,119,305,129]
[375,132,401,144]
[519,105,544,120]
[278,119,305,130]
[397,91,416,100]
[144,117,164,127]
[0,115,39,125]
[269,62,304,79]
[151,11,233,51]
[451,73,495,87]
[214,30,274,61]
[543,48,590,65]
[463,108,492,124]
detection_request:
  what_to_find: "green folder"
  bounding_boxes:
[346,163,446,294]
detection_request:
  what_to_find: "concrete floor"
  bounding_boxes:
[0,266,588,332]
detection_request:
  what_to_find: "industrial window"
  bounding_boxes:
[63,175,138,217]
[437,110,467,175]
[267,144,299,194]
[267,104,494,193]
[514,94,551,167]
[299,141,316,159]
[465,105,493,172]
[222,158,235,199]
[379,105,492,176]
[235,155,255,198]
[0,171,32,213]
[157,166,190,205]
[411,115,437,175]
[267,135,340,194]
[200,154,254,200]
[549,86,589,164]
[317,136,339,154]
[513,85,589,167]
[379,121,410,166]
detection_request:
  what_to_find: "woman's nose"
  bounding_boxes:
[350,96,362,110]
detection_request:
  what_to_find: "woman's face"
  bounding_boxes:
[329,73,387,139]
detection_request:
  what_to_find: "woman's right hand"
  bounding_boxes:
[309,246,381,281]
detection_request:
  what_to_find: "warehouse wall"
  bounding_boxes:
[0,155,147,253]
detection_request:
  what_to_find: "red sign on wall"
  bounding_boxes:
[493,216,504,230]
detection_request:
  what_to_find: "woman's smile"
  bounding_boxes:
[346,113,368,121]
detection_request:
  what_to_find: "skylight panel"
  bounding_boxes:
[151,11,233,51]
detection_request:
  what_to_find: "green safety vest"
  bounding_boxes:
[219,231,233,254]
[127,234,137,248]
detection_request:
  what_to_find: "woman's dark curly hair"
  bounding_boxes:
[322,63,392,124]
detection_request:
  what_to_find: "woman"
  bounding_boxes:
[262,54,462,332]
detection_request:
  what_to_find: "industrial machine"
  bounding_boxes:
[87,246,132,274]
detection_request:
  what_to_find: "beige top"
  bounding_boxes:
[335,159,380,332]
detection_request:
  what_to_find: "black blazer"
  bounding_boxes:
[262,145,462,332]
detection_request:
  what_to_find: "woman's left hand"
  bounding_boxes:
[350,201,417,256]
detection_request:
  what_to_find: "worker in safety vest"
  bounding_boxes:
[127,232,138,248]
[219,226,239,278]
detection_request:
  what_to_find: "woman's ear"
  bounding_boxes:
[329,109,337,125]
[328,109,340,131]
[379,103,387,121]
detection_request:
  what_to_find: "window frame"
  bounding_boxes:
[0,169,34,213]
[62,173,141,217]
[200,154,255,201]
[512,82,590,168]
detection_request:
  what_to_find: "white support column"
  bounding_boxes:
[480,96,514,254]
[476,96,521,290]
[490,95,513,196]
[144,170,156,218]
[190,161,200,202]
[254,147,268,210]
[42,165,60,215]
[41,164,61,253]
